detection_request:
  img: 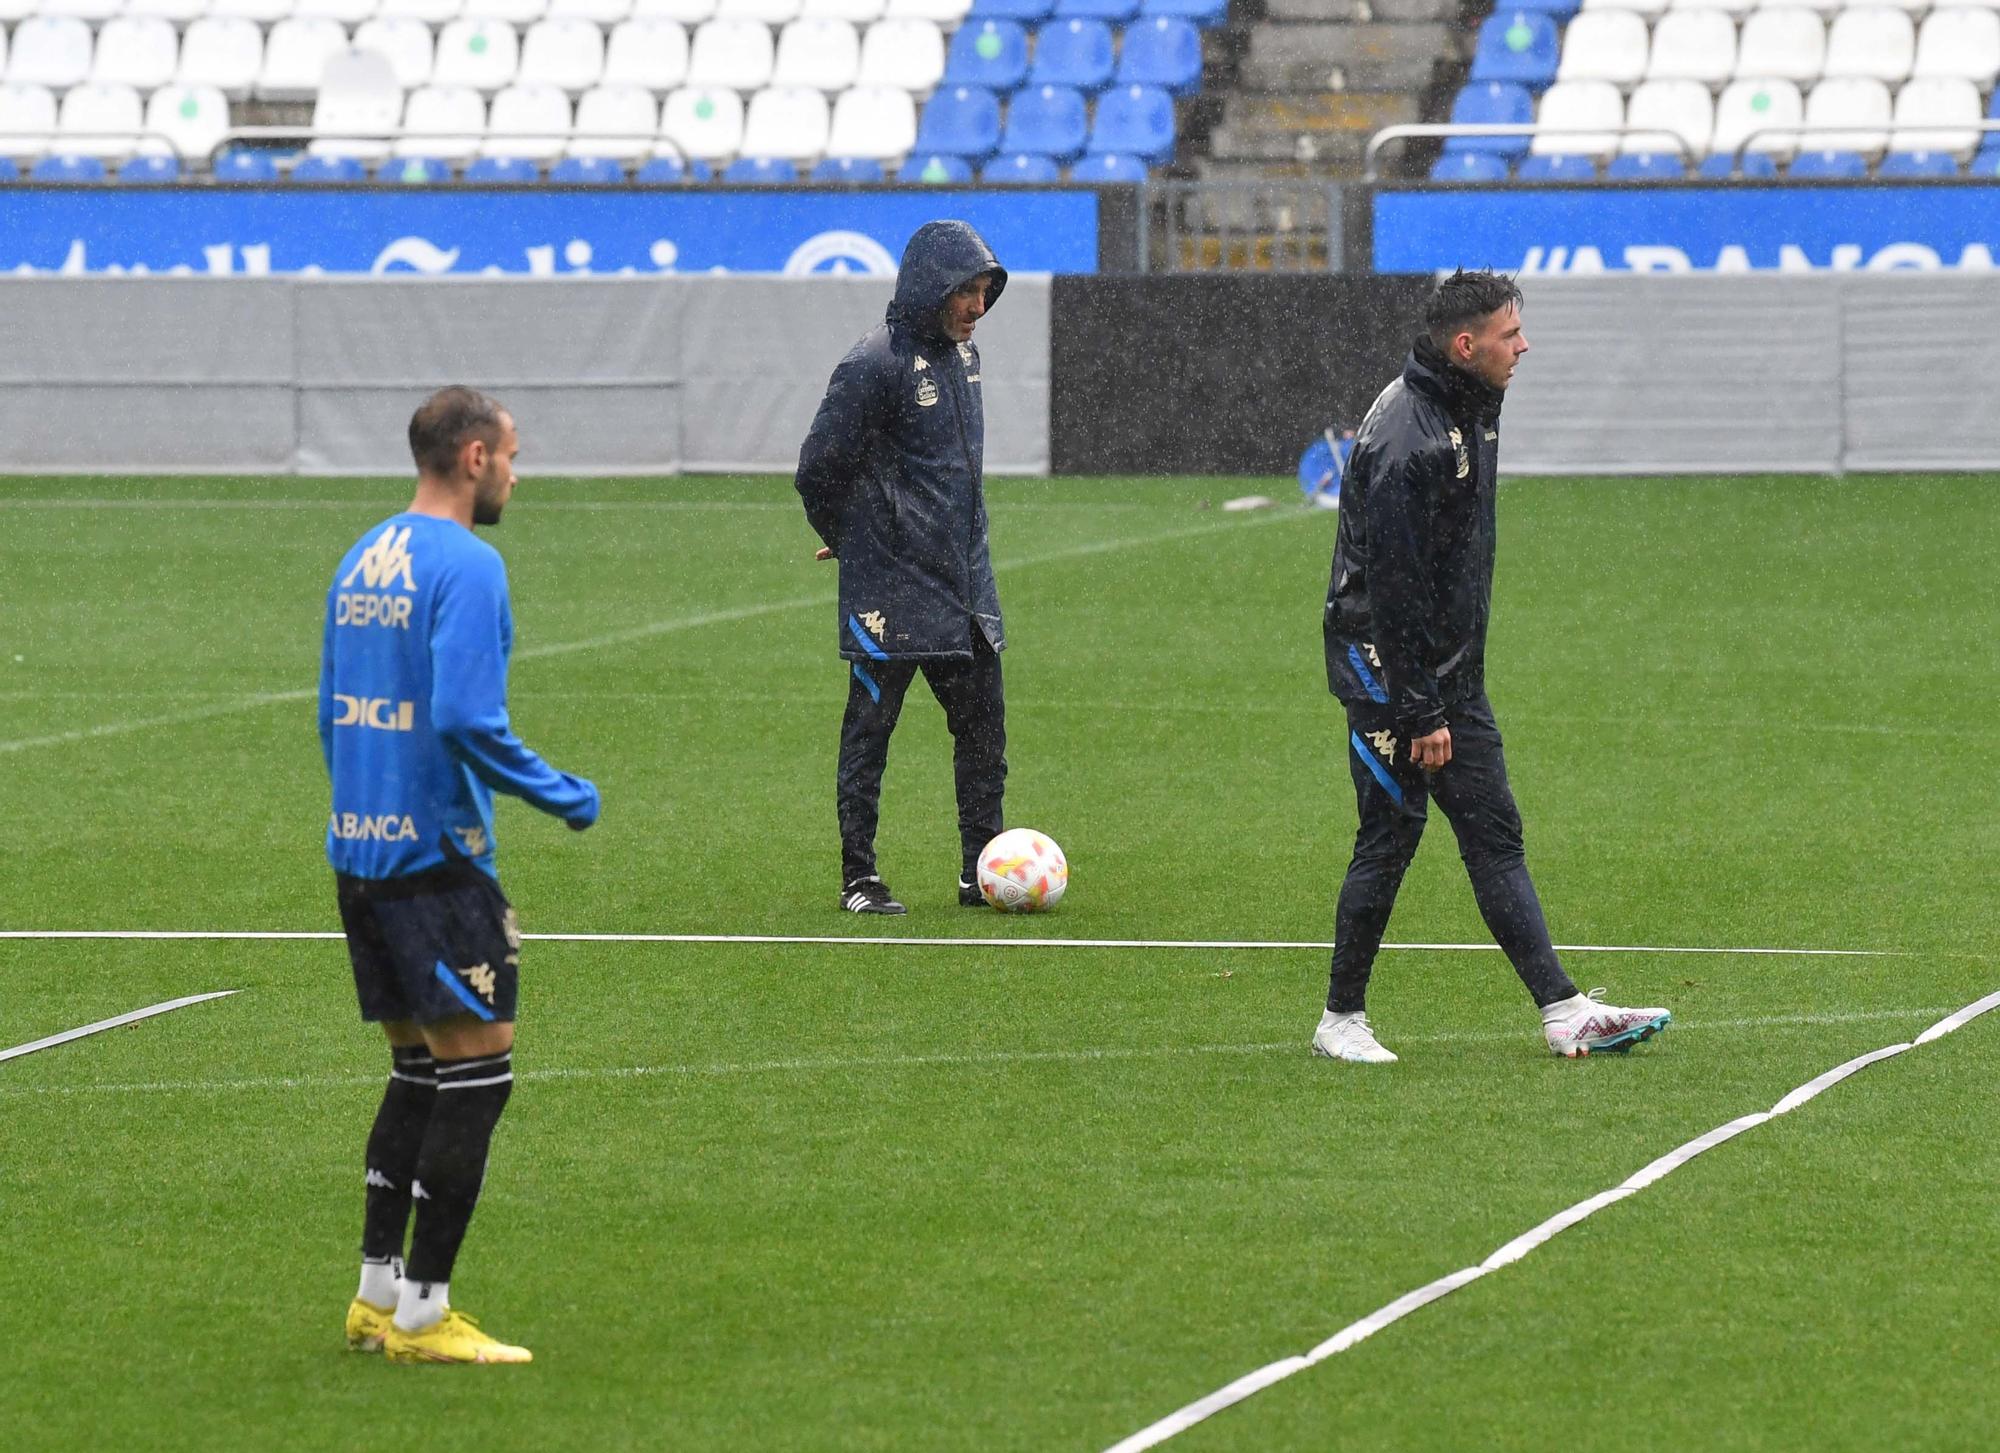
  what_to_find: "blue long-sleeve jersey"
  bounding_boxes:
[319,513,598,881]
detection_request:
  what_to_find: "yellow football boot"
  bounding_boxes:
[344,1298,395,1353]
[383,1309,533,1365]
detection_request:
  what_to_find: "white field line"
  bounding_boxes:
[0,1004,1952,1100]
[0,511,1305,756]
[0,929,1889,957]
[1099,985,2000,1453]
[0,990,239,1066]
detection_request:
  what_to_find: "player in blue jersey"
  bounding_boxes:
[322,386,599,1365]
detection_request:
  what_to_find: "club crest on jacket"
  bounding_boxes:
[915,376,938,407]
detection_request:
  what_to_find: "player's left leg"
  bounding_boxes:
[923,630,1006,905]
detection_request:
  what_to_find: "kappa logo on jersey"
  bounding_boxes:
[859,609,887,640]
[915,376,938,407]
[459,962,498,1006]
[1484,429,1498,441]
[1366,729,1399,761]
[1448,428,1471,480]
[454,825,489,856]
[913,355,929,371]
[333,695,415,731]
[1361,643,1383,669]
[330,811,419,842]
[365,1168,396,1190]
[502,907,521,966]
[957,342,974,366]
[336,525,418,630]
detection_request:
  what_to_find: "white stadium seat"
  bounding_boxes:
[1556,11,1649,87]
[686,19,774,89]
[660,81,742,157]
[603,20,689,89]
[802,0,884,19]
[298,0,381,22]
[146,82,229,159]
[310,44,403,156]
[260,18,352,101]
[1622,76,1711,154]
[0,0,36,18]
[434,18,521,92]
[715,0,801,20]
[1803,75,1890,155]
[396,83,486,156]
[1579,0,1667,20]
[1646,10,1736,86]
[520,18,606,92]
[773,19,860,89]
[1822,8,1914,84]
[92,18,181,92]
[7,17,94,92]
[571,81,656,154]
[1891,75,1981,156]
[351,17,436,88]
[1664,0,1750,17]
[1912,8,2000,84]
[857,17,942,93]
[740,83,828,157]
[634,0,715,20]
[211,0,298,19]
[884,0,969,20]
[39,0,123,22]
[379,0,464,22]
[177,17,264,100]
[1529,78,1623,156]
[483,80,571,156]
[465,0,550,21]
[1863,0,1930,15]
[550,0,632,19]
[0,82,55,158]
[825,80,912,157]
[1734,8,1824,86]
[57,81,143,158]
[1712,77,1803,158]
[129,0,215,23]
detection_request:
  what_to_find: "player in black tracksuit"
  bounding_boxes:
[795,220,1009,915]
[1314,271,1669,1061]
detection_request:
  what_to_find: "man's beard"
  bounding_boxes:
[472,486,505,526]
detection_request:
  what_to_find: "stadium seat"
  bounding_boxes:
[812,153,884,177]
[1712,78,1803,160]
[1963,141,2000,176]
[859,19,945,92]
[1138,0,1223,22]
[1823,9,1914,84]
[604,21,691,91]
[57,83,143,159]
[1663,0,1750,16]
[31,153,107,180]
[1515,151,1597,178]
[435,20,523,93]
[520,19,607,93]
[634,0,715,18]
[1695,149,1779,178]
[723,153,797,179]
[1115,17,1202,95]
[687,19,775,89]
[179,20,267,102]
[571,83,657,156]
[477,0,558,20]
[146,83,231,161]
[1429,149,1511,180]
[92,18,180,93]
[805,0,887,18]
[1733,8,1825,86]
[718,0,801,17]
[982,148,1060,179]
[376,155,453,181]
[1603,149,1684,178]
[914,83,1001,155]
[1787,147,1867,177]
[1053,0,1136,18]
[0,84,56,161]
[634,153,711,178]
[484,82,571,157]
[886,0,971,20]
[381,0,463,19]
[260,19,352,103]
[128,0,212,21]
[213,0,296,17]
[1556,11,1648,87]
[310,49,408,158]
[7,18,93,92]
[1646,11,1734,86]
[741,85,830,160]
[397,85,487,159]
[1623,78,1711,157]
[302,0,390,17]
[549,153,626,180]
[1088,82,1173,159]
[1504,0,1579,14]
[971,0,1053,18]
[774,19,861,89]
[1804,76,1890,156]
[1070,148,1145,179]
[1913,9,2000,84]
[350,20,438,90]
[550,0,633,18]
[464,154,540,178]
[825,83,916,156]
[290,153,368,181]
[214,148,281,181]
[660,84,744,159]
[1892,77,1980,158]
[1878,148,1958,177]
[897,149,973,179]
[118,152,182,181]
[1443,80,1532,156]
[1000,82,1086,157]
[1467,13,1559,90]
[1578,0,1665,17]
[945,21,1028,90]
[1529,78,1621,158]
[1031,19,1115,91]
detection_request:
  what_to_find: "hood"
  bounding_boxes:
[1409,334,1504,425]
[886,220,1008,341]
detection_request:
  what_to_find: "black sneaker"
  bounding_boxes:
[958,877,985,907]
[841,876,907,915]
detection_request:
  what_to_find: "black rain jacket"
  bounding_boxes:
[1324,336,1505,738]
[794,220,1008,662]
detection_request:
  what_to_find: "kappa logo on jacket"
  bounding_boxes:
[859,610,887,640]
[1448,428,1471,480]
[1365,729,1399,762]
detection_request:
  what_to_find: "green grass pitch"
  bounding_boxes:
[1,473,1995,1452]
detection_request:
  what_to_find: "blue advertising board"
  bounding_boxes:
[0,187,1100,276]
[1375,186,2000,274]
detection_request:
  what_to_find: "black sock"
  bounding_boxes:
[361,1045,436,1263]
[404,1052,514,1285]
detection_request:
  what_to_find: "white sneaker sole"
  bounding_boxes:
[1549,1013,1671,1058]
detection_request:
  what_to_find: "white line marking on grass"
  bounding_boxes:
[0,990,240,1065]
[1098,985,2000,1453]
[0,1005,1951,1099]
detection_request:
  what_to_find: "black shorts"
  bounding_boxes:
[336,861,521,1026]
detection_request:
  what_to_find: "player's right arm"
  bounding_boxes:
[794,342,885,552]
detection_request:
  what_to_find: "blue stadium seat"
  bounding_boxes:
[119,154,182,183]
[1499,0,1579,16]
[1696,152,1779,180]
[214,150,280,183]
[1115,17,1203,96]
[724,156,798,183]
[1001,84,1088,160]
[634,156,711,182]
[1442,81,1532,157]
[378,157,453,183]
[812,156,885,181]
[549,156,626,184]
[982,151,1063,182]
[289,155,363,183]
[970,0,1054,20]
[1467,13,1559,90]
[0,157,19,181]
[1428,150,1510,182]
[944,19,1029,91]
[463,157,539,183]
[1139,0,1226,23]
[1031,20,1116,91]
[1054,0,1139,19]
[1071,150,1148,181]
[32,154,107,182]
[1087,84,1176,161]
[1604,151,1685,180]
[915,85,1003,158]
[1787,149,1867,179]
[1514,152,1597,180]
[898,152,977,182]
[1878,150,1960,178]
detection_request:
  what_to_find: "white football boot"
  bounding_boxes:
[1542,988,1671,1058]
[1311,1010,1399,1064]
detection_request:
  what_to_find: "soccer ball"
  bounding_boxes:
[976,828,1068,912]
